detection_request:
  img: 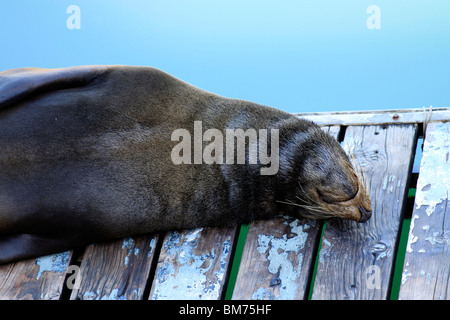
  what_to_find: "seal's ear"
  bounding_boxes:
[0,65,111,110]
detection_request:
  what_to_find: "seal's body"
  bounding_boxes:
[0,66,371,264]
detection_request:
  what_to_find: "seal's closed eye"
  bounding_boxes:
[317,186,358,204]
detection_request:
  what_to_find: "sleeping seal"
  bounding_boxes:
[0,66,371,264]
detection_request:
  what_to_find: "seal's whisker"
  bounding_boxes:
[299,206,330,215]
[295,194,320,208]
[276,199,303,207]
[296,182,317,204]
[277,199,295,206]
[276,200,331,218]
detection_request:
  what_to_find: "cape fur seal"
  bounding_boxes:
[0,66,371,264]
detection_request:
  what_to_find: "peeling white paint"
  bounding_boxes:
[415,122,450,216]
[148,238,156,257]
[122,237,135,251]
[425,231,450,246]
[319,237,332,263]
[100,288,126,300]
[185,228,202,242]
[151,228,231,300]
[390,175,395,192]
[83,290,98,300]
[121,237,144,266]
[406,215,420,253]
[382,176,388,190]
[251,287,269,300]
[35,251,70,280]
[122,237,136,266]
[382,175,397,192]
[254,219,312,300]
[401,267,412,285]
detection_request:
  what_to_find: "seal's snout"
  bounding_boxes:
[358,206,372,223]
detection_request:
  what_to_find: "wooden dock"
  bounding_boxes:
[0,107,448,300]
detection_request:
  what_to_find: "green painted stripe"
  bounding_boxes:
[307,221,326,300]
[224,224,249,300]
[390,217,412,300]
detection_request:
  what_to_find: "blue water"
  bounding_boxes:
[1,1,449,113]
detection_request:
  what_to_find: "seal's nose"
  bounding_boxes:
[358,206,372,223]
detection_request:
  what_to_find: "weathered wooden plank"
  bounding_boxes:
[70,235,158,300]
[0,251,73,300]
[149,227,236,300]
[231,126,340,300]
[298,107,450,126]
[323,125,341,138]
[312,124,417,299]
[399,121,450,300]
[232,217,320,300]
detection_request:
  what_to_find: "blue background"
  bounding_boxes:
[1,1,449,113]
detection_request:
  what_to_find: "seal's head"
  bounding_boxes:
[278,123,372,223]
